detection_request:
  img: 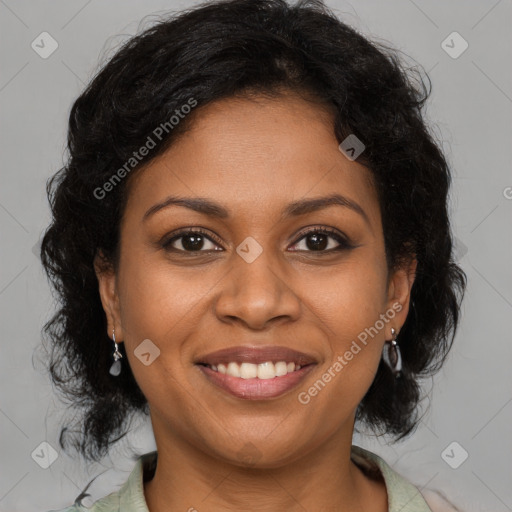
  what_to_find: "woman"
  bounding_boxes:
[41,0,466,510]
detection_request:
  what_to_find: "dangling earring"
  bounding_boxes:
[109,327,123,376]
[382,327,402,378]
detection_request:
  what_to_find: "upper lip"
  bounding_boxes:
[195,346,317,366]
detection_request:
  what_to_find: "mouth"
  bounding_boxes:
[194,346,317,400]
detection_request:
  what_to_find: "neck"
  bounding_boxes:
[143,421,387,512]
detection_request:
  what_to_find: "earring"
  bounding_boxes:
[109,328,123,377]
[382,327,402,378]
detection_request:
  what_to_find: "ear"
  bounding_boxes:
[94,250,124,343]
[385,255,418,337]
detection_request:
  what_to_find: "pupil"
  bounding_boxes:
[307,233,327,251]
[183,234,204,251]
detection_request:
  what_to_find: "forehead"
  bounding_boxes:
[122,93,380,229]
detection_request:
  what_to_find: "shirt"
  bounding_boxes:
[48,445,434,511]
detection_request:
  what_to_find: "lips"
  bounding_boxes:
[194,346,318,400]
[195,345,317,367]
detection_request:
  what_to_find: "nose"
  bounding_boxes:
[214,247,302,330]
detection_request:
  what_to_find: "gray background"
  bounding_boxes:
[1,0,511,510]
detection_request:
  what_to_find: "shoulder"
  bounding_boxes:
[351,445,461,511]
[44,451,156,512]
[421,489,461,512]
[351,445,434,512]
[44,491,120,512]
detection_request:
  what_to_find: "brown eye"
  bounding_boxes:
[290,228,353,252]
[162,228,223,253]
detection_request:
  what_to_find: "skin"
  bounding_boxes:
[95,91,417,512]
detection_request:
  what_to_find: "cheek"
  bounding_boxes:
[297,265,388,427]
[302,255,389,393]
[304,254,389,333]
[115,251,207,386]
[115,258,203,426]
[118,251,208,337]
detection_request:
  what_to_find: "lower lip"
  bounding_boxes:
[197,364,316,400]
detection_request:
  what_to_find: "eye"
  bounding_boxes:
[162,228,223,253]
[289,227,353,253]
[161,226,354,255]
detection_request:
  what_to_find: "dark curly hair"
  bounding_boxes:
[39,0,467,463]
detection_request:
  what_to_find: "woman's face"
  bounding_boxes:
[96,92,416,467]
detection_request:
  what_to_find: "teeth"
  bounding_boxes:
[226,362,241,378]
[207,360,305,379]
[240,362,258,379]
[275,361,288,376]
[257,362,275,380]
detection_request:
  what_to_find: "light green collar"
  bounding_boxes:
[97,445,431,512]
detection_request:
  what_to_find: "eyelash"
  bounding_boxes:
[161,226,354,255]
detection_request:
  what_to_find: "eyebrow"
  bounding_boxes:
[143,193,371,227]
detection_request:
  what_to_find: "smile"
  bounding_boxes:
[194,345,318,399]
[196,361,316,400]
[205,361,302,379]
